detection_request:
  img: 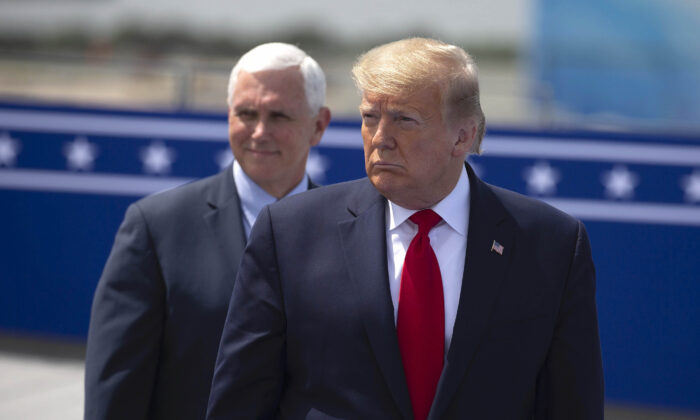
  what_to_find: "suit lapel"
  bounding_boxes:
[337,180,414,420]
[203,168,317,277]
[202,165,247,278]
[429,163,516,419]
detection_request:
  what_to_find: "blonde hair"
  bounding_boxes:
[352,38,485,154]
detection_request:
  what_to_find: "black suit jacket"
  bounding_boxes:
[86,165,264,419]
[207,164,604,419]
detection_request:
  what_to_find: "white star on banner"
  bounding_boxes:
[64,136,98,171]
[523,161,561,195]
[141,141,175,175]
[0,132,21,167]
[601,165,639,200]
[681,170,700,203]
[216,149,234,170]
[306,150,330,183]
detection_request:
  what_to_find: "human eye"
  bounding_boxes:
[270,111,291,120]
[395,113,418,125]
[235,109,257,121]
[361,111,378,124]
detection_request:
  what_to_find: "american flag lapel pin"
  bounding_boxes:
[491,240,504,255]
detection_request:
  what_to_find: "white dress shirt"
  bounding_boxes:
[386,166,470,353]
[232,160,309,238]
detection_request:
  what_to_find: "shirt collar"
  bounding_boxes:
[232,160,308,225]
[388,165,470,236]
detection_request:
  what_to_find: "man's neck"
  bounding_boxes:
[258,174,306,199]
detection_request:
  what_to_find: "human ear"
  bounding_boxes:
[311,107,332,146]
[452,119,476,157]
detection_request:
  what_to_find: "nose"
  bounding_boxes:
[251,118,269,140]
[371,117,395,149]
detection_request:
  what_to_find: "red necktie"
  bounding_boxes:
[397,209,444,420]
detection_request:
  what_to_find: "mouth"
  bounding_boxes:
[247,148,279,156]
[372,160,401,169]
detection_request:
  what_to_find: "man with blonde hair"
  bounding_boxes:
[207,37,603,420]
[85,42,331,420]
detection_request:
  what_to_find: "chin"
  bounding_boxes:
[369,175,400,197]
[247,166,277,181]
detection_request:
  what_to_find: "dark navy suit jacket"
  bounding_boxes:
[85,166,248,420]
[206,164,604,419]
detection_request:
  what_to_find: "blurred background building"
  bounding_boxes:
[1,0,699,418]
[2,0,700,129]
[0,0,533,123]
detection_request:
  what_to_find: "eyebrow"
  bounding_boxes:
[359,103,416,113]
[358,102,377,113]
[234,104,294,115]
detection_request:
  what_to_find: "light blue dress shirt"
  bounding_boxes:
[232,160,309,238]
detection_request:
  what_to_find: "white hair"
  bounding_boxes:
[226,42,326,114]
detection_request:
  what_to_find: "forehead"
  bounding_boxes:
[233,67,306,107]
[360,86,442,112]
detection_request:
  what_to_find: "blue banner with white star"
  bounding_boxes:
[0,101,698,412]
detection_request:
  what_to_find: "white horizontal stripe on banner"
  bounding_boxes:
[0,109,228,141]
[0,169,192,196]
[483,137,700,166]
[544,198,700,226]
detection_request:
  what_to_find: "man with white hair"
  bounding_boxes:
[84,43,331,420]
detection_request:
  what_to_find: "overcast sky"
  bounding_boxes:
[0,0,533,45]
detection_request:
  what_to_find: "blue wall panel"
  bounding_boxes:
[1,102,699,411]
